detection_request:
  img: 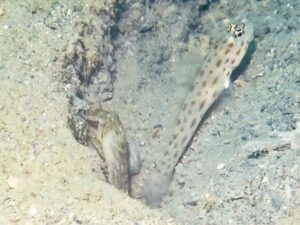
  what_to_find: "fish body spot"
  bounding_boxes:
[199,70,204,77]
[173,152,178,158]
[190,118,196,128]
[212,91,218,98]
[212,76,219,85]
[199,100,206,110]
[227,42,234,48]
[181,135,187,145]
[177,119,181,125]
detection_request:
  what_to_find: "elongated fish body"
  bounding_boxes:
[142,23,254,207]
[85,107,130,192]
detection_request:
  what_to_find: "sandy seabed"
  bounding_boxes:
[0,0,299,224]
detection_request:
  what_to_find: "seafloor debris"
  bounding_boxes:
[243,122,300,159]
[247,148,270,159]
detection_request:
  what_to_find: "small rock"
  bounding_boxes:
[28,205,38,217]
[176,177,185,188]
[233,79,244,87]
[202,193,217,212]
[7,176,20,189]
[240,135,248,141]
[223,139,230,144]
[216,163,225,170]
[271,196,281,210]
[253,72,265,79]
[260,176,268,184]
[184,199,198,206]
[285,184,292,200]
